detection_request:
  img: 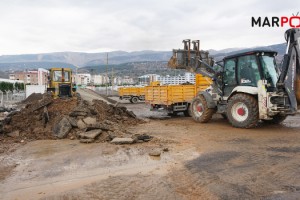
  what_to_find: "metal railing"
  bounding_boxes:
[0,90,26,109]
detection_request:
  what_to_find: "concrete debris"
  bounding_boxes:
[77,119,87,130]
[149,150,161,157]
[80,138,94,143]
[79,129,102,139]
[111,137,134,145]
[1,92,142,144]
[85,123,112,131]
[69,110,88,117]
[132,134,152,142]
[31,97,53,112]
[53,117,72,139]
[67,117,78,128]
[83,117,97,126]
[21,93,43,104]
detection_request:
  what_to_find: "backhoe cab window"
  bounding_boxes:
[237,55,260,87]
[53,71,70,82]
[260,55,278,87]
[224,59,236,85]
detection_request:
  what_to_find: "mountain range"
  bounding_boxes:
[0,43,287,77]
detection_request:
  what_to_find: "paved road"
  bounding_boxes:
[77,88,111,104]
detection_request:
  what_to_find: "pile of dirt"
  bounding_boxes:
[1,93,144,145]
[21,93,43,104]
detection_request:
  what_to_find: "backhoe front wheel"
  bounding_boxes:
[191,95,214,123]
[227,93,259,128]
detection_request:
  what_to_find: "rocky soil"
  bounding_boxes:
[0,93,149,154]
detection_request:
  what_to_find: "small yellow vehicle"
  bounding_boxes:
[118,87,145,103]
[145,74,212,116]
[47,68,76,98]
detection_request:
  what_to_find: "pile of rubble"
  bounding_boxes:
[0,93,149,144]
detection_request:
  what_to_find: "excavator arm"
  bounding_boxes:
[277,28,300,112]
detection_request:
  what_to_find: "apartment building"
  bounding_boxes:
[9,68,48,85]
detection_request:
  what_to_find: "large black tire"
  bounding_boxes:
[183,110,190,117]
[190,95,214,123]
[183,105,192,117]
[221,113,228,119]
[131,96,138,104]
[168,112,178,117]
[263,114,287,124]
[227,93,259,128]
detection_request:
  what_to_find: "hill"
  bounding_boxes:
[0,43,287,78]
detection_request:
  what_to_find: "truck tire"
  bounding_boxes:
[221,113,227,119]
[227,93,259,128]
[183,104,192,117]
[183,110,190,117]
[191,95,214,123]
[168,112,178,117]
[131,96,138,104]
[263,114,287,124]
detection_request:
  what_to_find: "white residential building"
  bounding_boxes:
[92,75,110,85]
[138,74,160,85]
[120,76,135,85]
[157,72,195,85]
[75,73,91,85]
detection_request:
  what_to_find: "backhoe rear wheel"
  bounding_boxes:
[191,95,214,123]
[227,93,259,128]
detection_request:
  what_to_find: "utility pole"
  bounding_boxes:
[106,53,108,96]
[111,67,114,94]
[75,66,78,85]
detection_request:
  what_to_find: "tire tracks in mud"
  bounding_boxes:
[166,136,300,199]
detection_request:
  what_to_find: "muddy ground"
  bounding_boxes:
[1,91,300,200]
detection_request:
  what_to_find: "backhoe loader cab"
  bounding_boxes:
[47,68,75,98]
[221,51,278,95]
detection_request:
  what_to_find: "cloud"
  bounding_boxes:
[0,0,299,55]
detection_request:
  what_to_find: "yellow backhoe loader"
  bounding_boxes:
[47,68,76,98]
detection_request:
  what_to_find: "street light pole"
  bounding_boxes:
[106,53,108,96]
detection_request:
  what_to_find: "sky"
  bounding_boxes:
[0,0,299,55]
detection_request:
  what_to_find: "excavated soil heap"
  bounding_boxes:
[21,93,43,104]
[3,96,78,140]
[1,94,141,143]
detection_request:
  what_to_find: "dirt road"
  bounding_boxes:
[1,93,300,199]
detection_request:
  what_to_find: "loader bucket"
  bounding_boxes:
[167,48,214,72]
[167,56,178,69]
[167,49,190,69]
